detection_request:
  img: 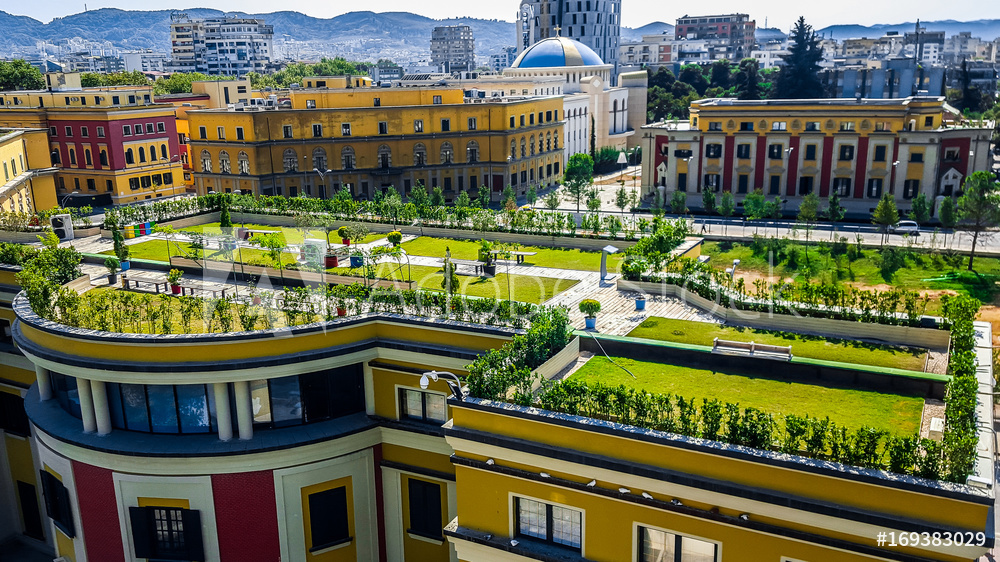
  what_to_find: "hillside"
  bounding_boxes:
[817,19,1000,41]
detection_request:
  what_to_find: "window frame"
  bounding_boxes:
[128,505,204,561]
[407,478,444,540]
[39,470,75,538]
[705,144,722,159]
[635,523,719,562]
[398,387,447,423]
[735,144,751,159]
[513,495,583,552]
[307,486,352,552]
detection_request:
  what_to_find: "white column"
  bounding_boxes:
[90,380,112,435]
[213,383,233,441]
[233,381,253,440]
[76,377,97,433]
[34,365,52,401]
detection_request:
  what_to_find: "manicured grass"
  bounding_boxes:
[102,240,300,267]
[400,236,624,272]
[568,356,924,435]
[179,222,385,245]
[627,317,927,371]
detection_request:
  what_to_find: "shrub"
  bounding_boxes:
[579,299,601,317]
[387,231,403,245]
[337,226,350,240]
[167,269,183,285]
[104,257,120,274]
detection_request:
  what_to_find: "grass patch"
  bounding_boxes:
[400,236,624,272]
[102,239,299,267]
[627,317,927,371]
[179,222,385,245]
[568,356,923,435]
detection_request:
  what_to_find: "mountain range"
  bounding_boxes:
[816,19,1000,41]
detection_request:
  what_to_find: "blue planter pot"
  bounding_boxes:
[635,298,646,311]
[584,317,596,330]
[120,260,131,271]
[350,255,363,268]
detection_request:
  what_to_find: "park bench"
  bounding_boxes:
[449,258,484,276]
[507,250,537,264]
[177,282,231,299]
[711,338,792,361]
[122,274,168,294]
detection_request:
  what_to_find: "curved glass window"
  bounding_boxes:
[106,382,215,434]
[251,365,364,429]
[50,373,81,419]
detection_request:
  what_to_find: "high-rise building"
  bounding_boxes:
[430,25,476,74]
[489,46,519,72]
[674,13,756,61]
[516,0,622,81]
[169,13,274,76]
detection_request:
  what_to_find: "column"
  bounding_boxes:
[76,377,97,433]
[233,381,253,440]
[213,382,233,442]
[34,365,52,401]
[90,380,112,436]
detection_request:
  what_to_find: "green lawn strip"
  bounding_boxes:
[567,356,924,435]
[626,317,927,371]
[179,222,385,245]
[101,240,299,267]
[400,236,624,272]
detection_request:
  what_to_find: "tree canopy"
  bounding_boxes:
[956,171,1000,270]
[0,60,44,91]
[563,153,595,212]
[774,17,825,99]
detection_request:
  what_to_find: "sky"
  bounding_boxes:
[11,0,1000,30]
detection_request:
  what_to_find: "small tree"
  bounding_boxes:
[871,192,899,241]
[908,193,931,225]
[615,181,629,215]
[501,185,516,210]
[563,153,595,212]
[939,195,957,232]
[798,192,820,264]
[719,191,735,234]
[586,188,602,212]
[455,190,471,209]
[956,171,1000,270]
[544,190,560,211]
[430,186,445,207]
[702,188,717,215]
[825,191,846,237]
[219,195,233,228]
[477,186,491,209]
[670,191,688,215]
[526,186,537,207]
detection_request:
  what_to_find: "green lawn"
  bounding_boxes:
[568,356,924,435]
[703,240,1000,313]
[103,239,300,267]
[627,317,927,371]
[400,236,624,272]
[179,222,385,245]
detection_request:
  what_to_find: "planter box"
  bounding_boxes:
[529,336,581,392]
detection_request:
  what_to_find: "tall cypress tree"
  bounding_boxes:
[774,17,825,99]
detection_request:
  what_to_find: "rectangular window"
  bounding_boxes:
[516,497,581,550]
[146,123,155,134]
[399,388,446,423]
[805,121,821,132]
[520,115,526,127]
[638,526,718,562]
[804,144,817,160]
[39,470,75,537]
[874,145,887,162]
[80,127,89,137]
[798,176,815,195]
[769,174,781,195]
[903,179,919,199]
[510,116,516,128]
[737,174,749,194]
[529,113,535,125]
[924,116,934,127]
[703,174,720,191]
[378,122,388,135]
[236,127,244,140]
[705,144,722,158]
[373,97,381,107]
[97,126,105,138]
[112,95,120,105]
[196,126,204,139]
[468,117,477,130]
[707,122,722,131]
[768,144,783,160]
[307,487,350,551]
[129,506,203,561]
[64,126,73,137]
[157,122,166,133]
[87,179,96,191]
[341,123,351,136]
[839,121,855,132]
[909,152,924,163]
[875,122,891,132]
[839,145,855,161]
[867,178,884,199]
[736,144,750,159]
[0,391,29,436]
[441,119,450,132]
[407,479,443,539]
[771,121,787,131]
[49,126,57,136]
[739,122,754,131]
[312,124,323,138]
[282,125,293,139]
[833,177,851,197]
[216,126,225,140]
[306,99,316,109]
[944,148,959,161]
[432,95,442,104]
[414,120,424,133]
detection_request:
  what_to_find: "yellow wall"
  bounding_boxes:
[301,476,356,561]
[400,474,451,560]
[0,128,58,212]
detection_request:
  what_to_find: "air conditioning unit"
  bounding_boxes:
[50,214,74,241]
[70,97,80,102]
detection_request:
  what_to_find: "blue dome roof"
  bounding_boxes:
[511,37,605,68]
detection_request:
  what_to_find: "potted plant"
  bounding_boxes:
[167,268,183,294]
[338,226,351,246]
[333,286,348,316]
[635,294,646,311]
[579,298,601,330]
[387,231,403,246]
[478,239,496,276]
[113,230,131,271]
[350,251,364,269]
[104,257,120,286]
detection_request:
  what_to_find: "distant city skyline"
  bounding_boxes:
[10,0,1000,32]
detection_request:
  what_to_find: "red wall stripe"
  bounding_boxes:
[212,471,281,561]
[72,460,126,562]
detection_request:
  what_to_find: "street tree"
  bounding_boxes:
[615,181,630,215]
[956,171,1000,270]
[908,193,931,225]
[798,192,820,264]
[702,188,717,215]
[774,17,825,99]
[871,192,900,241]
[670,191,688,215]
[563,153,595,212]
[733,58,764,100]
[719,191,735,235]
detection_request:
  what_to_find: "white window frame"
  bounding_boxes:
[509,493,585,555]
[632,521,721,562]
[394,385,448,423]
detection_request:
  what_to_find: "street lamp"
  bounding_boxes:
[420,370,466,400]
[60,190,80,208]
[725,258,741,281]
[313,167,332,199]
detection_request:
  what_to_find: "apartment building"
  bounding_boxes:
[430,25,476,74]
[169,14,274,76]
[640,96,993,218]
[121,50,170,73]
[0,128,58,214]
[674,13,756,61]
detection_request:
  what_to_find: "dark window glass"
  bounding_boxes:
[705,144,721,158]
[737,175,749,194]
[874,145,887,162]
[129,506,204,561]
[804,144,817,161]
[176,385,211,433]
[769,175,781,195]
[308,487,350,551]
[147,385,178,433]
[51,374,81,419]
[839,145,855,161]
[39,471,74,538]
[407,479,443,538]
[121,383,150,432]
[0,391,29,436]
[269,375,303,427]
[736,144,750,159]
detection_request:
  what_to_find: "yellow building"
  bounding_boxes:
[640,96,994,218]
[0,128,58,213]
[187,85,565,201]
[0,72,186,205]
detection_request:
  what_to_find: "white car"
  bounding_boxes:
[888,220,920,235]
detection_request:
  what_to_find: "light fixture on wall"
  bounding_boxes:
[419,370,466,400]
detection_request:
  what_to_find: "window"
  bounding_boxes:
[705,144,722,158]
[400,388,446,422]
[378,122,388,135]
[944,148,960,161]
[707,122,722,131]
[196,126,204,139]
[312,147,327,172]
[468,117,477,130]
[64,126,73,137]
[69,149,76,166]
[771,121,787,131]
[875,122,891,132]
[910,151,924,163]
[312,124,323,138]
[769,175,781,195]
[342,147,355,170]
[432,95,442,104]
[407,479,443,539]
[833,177,851,197]
[138,147,146,163]
[220,151,231,174]
[129,506,204,561]
[49,126,57,136]
[80,126,89,137]
[373,97,380,107]
[238,152,250,175]
[97,126,105,138]
[341,123,351,136]
[85,149,92,166]
[903,179,919,199]
[146,123,155,134]
[149,145,157,161]
[739,122,754,131]
[874,145,887,162]
[736,144,750,159]
[414,120,424,133]
[307,487,350,551]
[638,526,717,562]
[306,99,316,109]
[805,121,821,132]
[515,497,581,551]
[520,115,526,127]
[529,113,535,125]
[0,392,29,436]
[86,178,96,191]
[100,150,108,166]
[839,145,855,161]
[39,471,75,537]
[768,144,783,160]
[164,173,173,185]
[804,144,817,161]
[283,149,298,172]
[441,119,451,132]
[737,174,749,194]
[466,141,479,163]
[839,121,855,132]
[798,176,814,195]
[704,174,720,191]
[161,145,168,160]
[282,125,293,139]
[200,150,212,173]
[106,179,113,192]
[924,116,933,127]
[867,178,883,198]
[510,116,516,128]
[157,122,166,133]
[126,149,135,165]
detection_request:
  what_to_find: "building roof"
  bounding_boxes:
[510,37,605,68]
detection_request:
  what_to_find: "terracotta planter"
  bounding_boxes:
[171,284,181,295]
[337,307,347,316]
[325,254,339,268]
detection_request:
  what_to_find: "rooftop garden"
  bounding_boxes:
[627,317,928,371]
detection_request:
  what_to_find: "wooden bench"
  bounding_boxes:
[122,274,168,294]
[711,338,792,361]
[178,283,230,299]
[450,258,484,276]
[240,228,281,241]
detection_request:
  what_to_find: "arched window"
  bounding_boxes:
[99,150,108,167]
[200,150,212,173]
[529,135,536,156]
[341,146,355,170]
[510,140,516,160]
[69,148,76,165]
[238,151,250,175]
[125,148,134,165]
[50,150,60,165]
[546,132,552,152]
[312,147,327,171]
[554,131,559,149]
[149,145,157,161]
[138,147,146,163]
[219,150,231,174]
[520,138,526,159]
[85,149,92,166]
[283,149,298,172]
[377,145,391,169]
[466,140,479,163]
[413,143,427,166]
[161,144,168,160]
[440,142,453,165]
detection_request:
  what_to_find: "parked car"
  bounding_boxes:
[888,220,920,235]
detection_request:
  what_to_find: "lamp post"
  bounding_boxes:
[420,370,466,400]
[313,167,332,199]
[60,190,80,208]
